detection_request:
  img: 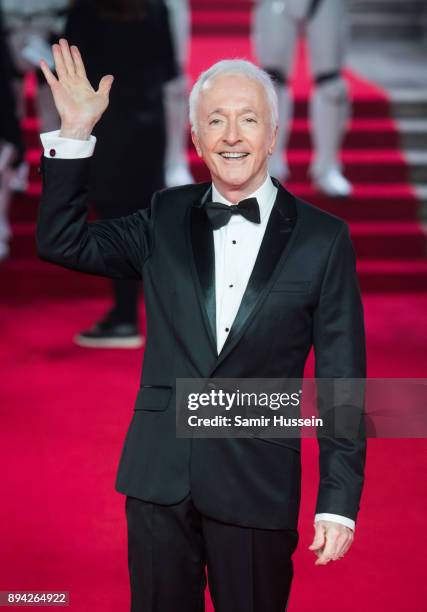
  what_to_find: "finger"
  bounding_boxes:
[308,523,326,552]
[59,38,76,75]
[52,44,67,80]
[39,59,58,87]
[97,75,114,97]
[337,533,354,559]
[70,45,87,78]
[331,533,350,560]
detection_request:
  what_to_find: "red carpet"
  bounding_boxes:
[1,2,427,610]
[1,296,426,611]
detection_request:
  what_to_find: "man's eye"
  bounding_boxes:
[244,117,257,123]
[209,119,221,125]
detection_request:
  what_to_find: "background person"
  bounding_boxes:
[2,0,70,191]
[0,2,25,260]
[63,0,178,348]
[252,0,352,197]
[163,0,194,187]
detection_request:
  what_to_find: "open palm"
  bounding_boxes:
[40,39,114,135]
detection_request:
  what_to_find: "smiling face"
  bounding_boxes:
[191,73,277,202]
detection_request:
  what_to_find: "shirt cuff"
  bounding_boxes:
[40,130,96,159]
[314,513,355,531]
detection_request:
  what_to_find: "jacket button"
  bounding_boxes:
[49,148,56,157]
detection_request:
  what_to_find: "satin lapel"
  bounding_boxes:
[213,182,298,369]
[187,185,217,353]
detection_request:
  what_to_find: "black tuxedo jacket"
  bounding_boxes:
[36,157,366,529]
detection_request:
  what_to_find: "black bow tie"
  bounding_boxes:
[204,198,261,230]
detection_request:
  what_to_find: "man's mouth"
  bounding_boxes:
[218,152,249,160]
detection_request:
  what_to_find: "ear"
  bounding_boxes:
[191,129,203,158]
[268,125,278,156]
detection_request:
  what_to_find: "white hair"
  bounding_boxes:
[188,59,278,134]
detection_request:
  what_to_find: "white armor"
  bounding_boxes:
[163,0,194,187]
[253,0,352,197]
[0,142,15,260]
[3,0,68,133]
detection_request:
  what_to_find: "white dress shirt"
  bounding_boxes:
[40,130,356,531]
[211,176,276,354]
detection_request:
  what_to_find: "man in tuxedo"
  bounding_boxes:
[37,39,366,612]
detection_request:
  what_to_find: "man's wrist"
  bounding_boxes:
[59,124,95,141]
[40,130,96,159]
[314,513,355,531]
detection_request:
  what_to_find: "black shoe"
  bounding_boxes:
[74,318,144,349]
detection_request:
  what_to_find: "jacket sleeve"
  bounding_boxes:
[312,222,367,522]
[36,156,155,279]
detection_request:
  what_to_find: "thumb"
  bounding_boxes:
[309,523,326,551]
[98,74,114,97]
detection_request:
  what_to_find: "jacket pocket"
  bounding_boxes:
[253,437,301,452]
[134,386,172,411]
[271,280,311,293]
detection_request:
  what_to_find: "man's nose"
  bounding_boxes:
[223,121,241,145]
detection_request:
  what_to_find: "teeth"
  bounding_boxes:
[220,152,248,159]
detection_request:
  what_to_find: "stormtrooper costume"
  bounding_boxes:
[3,0,68,133]
[253,0,352,197]
[0,142,15,260]
[0,3,25,260]
[163,0,194,186]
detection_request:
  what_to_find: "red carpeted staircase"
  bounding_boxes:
[3,3,427,297]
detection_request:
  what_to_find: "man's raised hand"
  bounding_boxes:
[40,39,114,140]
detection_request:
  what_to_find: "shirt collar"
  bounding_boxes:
[211,174,277,224]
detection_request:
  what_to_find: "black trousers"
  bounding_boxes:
[96,202,141,326]
[125,494,299,612]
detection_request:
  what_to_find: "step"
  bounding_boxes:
[8,219,426,263]
[22,117,40,149]
[404,150,427,184]
[11,221,427,260]
[23,88,391,122]
[351,13,422,25]
[349,221,427,259]
[287,118,399,151]
[187,150,412,184]
[191,10,250,36]
[190,8,425,39]
[357,259,427,291]
[351,14,423,40]
[415,185,427,221]
[9,224,37,261]
[351,1,426,15]
[2,256,426,297]
[192,0,423,14]
[0,259,110,300]
[10,184,98,224]
[191,0,253,10]
[390,90,427,119]
[1,222,418,260]
[22,117,401,151]
[26,148,413,184]
[287,183,421,222]
[396,119,427,150]
[9,181,421,225]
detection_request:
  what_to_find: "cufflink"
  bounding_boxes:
[49,149,56,157]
